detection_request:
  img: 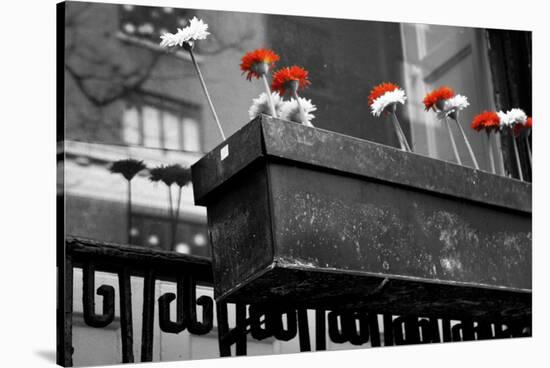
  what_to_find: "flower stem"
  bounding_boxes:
[511,132,524,181]
[261,74,277,118]
[486,132,496,174]
[127,180,132,245]
[291,90,313,127]
[167,185,174,249]
[188,48,226,140]
[496,131,508,177]
[454,116,479,170]
[391,112,411,152]
[445,117,461,165]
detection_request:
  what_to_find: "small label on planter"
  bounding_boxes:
[220,145,229,161]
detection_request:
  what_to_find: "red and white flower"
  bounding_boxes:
[436,94,470,119]
[423,86,455,111]
[498,108,528,136]
[368,82,407,117]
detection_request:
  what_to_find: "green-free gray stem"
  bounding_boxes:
[487,132,496,174]
[167,185,174,249]
[496,131,506,176]
[188,48,226,140]
[454,117,479,170]
[511,132,524,181]
[167,186,173,220]
[445,117,461,165]
[391,112,411,152]
[261,74,277,118]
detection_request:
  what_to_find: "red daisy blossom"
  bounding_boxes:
[368,82,400,107]
[240,48,280,81]
[423,86,455,111]
[526,117,532,129]
[271,66,311,95]
[471,111,500,132]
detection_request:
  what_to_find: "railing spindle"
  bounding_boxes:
[141,270,155,362]
[315,309,327,351]
[235,303,248,356]
[82,263,115,328]
[297,309,311,352]
[383,314,394,346]
[118,267,134,363]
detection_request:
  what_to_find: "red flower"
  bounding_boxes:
[471,111,500,132]
[240,48,280,81]
[368,82,400,106]
[423,86,455,111]
[526,117,532,129]
[271,66,310,95]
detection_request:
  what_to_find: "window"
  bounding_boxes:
[122,93,202,152]
[130,212,209,256]
[401,24,504,174]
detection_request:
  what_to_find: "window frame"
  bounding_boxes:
[122,91,203,153]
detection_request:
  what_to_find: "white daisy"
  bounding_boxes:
[182,16,210,41]
[159,17,210,48]
[436,94,469,119]
[497,108,527,129]
[280,97,317,126]
[370,89,407,117]
[248,92,284,120]
[507,108,528,125]
[497,110,511,127]
[159,32,180,48]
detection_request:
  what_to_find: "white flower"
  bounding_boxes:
[280,97,317,126]
[248,92,284,119]
[159,17,210,48]
[159,32,180,48]
[507,108,528,125]
[497,108,528,129]
[370,89,407,117]
[436,94,469,119]
[184,17,210,41]
[497,110,511,127]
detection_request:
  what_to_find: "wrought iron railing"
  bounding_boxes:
[57,237,531,366]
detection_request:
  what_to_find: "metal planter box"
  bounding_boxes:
[192,116,531,320]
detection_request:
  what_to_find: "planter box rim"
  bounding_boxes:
[192,116,531,214]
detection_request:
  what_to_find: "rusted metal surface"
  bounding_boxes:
[191,116,532,320]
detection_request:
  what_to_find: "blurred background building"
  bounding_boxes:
[58,1,531,364]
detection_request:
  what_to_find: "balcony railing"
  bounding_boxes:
[57,237,531,366]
